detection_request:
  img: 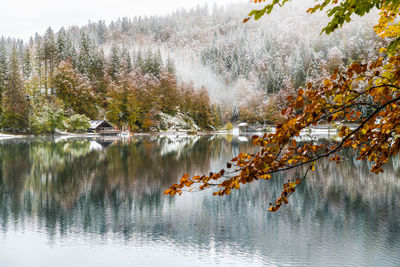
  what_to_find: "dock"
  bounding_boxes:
[99,129,121,136]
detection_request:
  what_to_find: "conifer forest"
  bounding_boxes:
[0,1,380,133]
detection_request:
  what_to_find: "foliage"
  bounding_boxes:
[225,122,234,132]
[53,60,99,118]
[166,0,400,212]
[66,114,90,132]
[30,103,65,134]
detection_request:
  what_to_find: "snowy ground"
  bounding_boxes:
[0,132,100,141]
[157,112,200,132]
[0,133,25,140]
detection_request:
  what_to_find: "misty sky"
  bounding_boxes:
[0,0,240,40]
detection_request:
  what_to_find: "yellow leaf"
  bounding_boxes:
[333,94,343,103]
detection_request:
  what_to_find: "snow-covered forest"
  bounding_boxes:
[0,1,382,133]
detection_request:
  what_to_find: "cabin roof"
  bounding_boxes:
[238,122,248,127]
[89,120,113,130]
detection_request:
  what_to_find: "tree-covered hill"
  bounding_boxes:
[0,1,381,132]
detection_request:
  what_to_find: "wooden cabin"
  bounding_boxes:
[89,120,120,135]
[237,122,249,133]
[89,120,113,132]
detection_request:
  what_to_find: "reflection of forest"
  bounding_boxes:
[0,136,252,236]
[0,137,399,264]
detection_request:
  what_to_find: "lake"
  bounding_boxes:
[0,135,399,266]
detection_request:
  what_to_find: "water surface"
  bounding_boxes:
[0,135,399,266]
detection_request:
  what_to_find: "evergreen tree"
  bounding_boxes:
[57,29,77,66]
[121,17,130,33]
[33,33,43,88]
[57,27,68,62]
[1,45,28,131]
[121,47,133,75]
[290,46,306,89]
[22,45,32,79]
[90,48,107,97]
[211,104,222,128]
[0,39,8,115]
[69,43,78,68]
[159,72,179,114]
[165,56,176,75]
[109,45,120,80]
[96,20,108,44]
[135,49,144,70]
[43,27,57,94]
[142,49,162,76]
[77,32,92,77]
[191,86,213,129]
[16,40,25,64]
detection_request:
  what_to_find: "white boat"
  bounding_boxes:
[119,131,131,137]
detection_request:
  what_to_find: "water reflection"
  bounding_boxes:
[0,135,399,266]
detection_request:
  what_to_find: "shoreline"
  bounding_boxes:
[0,124,356,141]
[0,133,26,140]
[0,131,227,140]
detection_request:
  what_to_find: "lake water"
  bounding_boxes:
[0,135,399,267]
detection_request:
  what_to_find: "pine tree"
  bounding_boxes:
[96,20,108,44]
[69,43,78,68]
[159,72,179,114]
[57,29,77,66]
[90,48,107,98]
[192,86,212,129]
[154,49,163,74]
[121,17,130,33]
[0,39,8,116]
[121,47,132,75]
[57,27,68,62]
[15,40,24,66]
[43,27,57,94]
[135,49,144,71]
[22,45,32,79]
[1,44,28,131]
[142,49,162,76]
[77,32,92,77]
[165,56,176,75]
[211,104,222,128]
[290,46,306,89]
[109,45,120,81]
[33,33,44,90]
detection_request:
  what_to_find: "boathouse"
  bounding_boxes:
[89,120,114,133]
[237,122,249,132]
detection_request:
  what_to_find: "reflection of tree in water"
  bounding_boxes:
[157,149,400,263]
[0,137,399,264]
[296,150,400,238]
